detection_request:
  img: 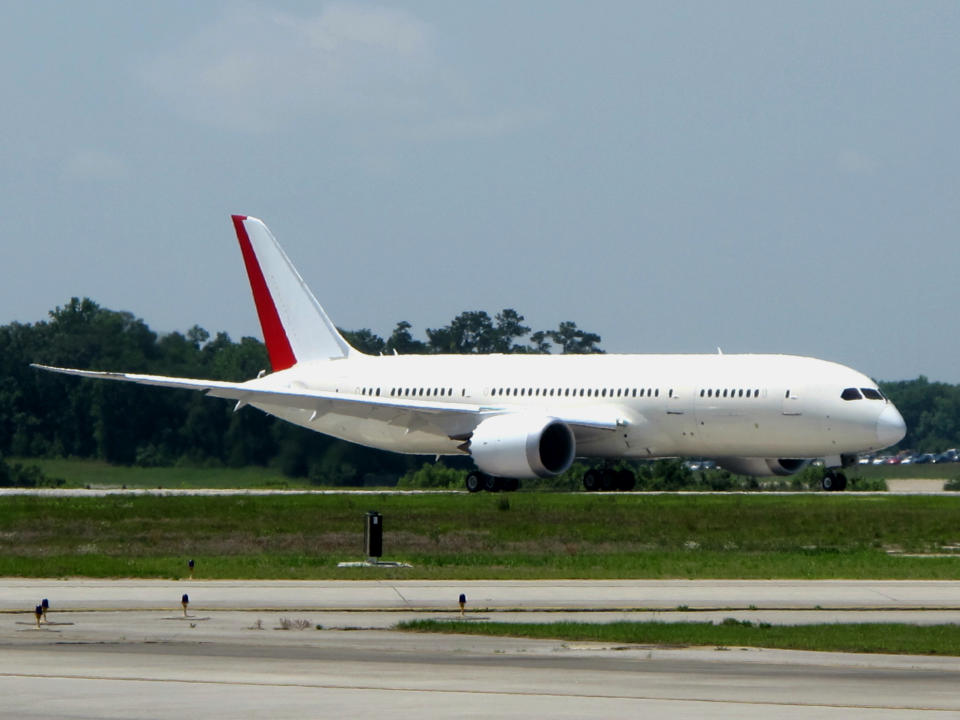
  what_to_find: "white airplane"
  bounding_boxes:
[34,215,906,493]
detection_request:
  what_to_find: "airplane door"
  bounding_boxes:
[782,388,802,416]
[694,387,755,453]
[666,385,696,444]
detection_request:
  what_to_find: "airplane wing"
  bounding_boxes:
[31,363,482,419]
[31,365,624,438]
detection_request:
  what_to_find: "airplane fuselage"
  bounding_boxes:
[252,352,899,461]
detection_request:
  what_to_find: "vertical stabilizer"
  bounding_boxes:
[231,215,354,370]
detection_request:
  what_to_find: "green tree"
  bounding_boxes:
[529,331,553,354]
[427,310,497,353]
[385,321,428,354]
[540,321,603,354]
[880,377,960,451]
[340,328,386,355]
[492,309,532,352]
[426,308,535,354]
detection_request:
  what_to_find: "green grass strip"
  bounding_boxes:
[1,493,959,579]
[0,550,957,580]
[397,619,960,656]
[10,458,306,489]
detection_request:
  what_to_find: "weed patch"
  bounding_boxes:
[397,620,960,656]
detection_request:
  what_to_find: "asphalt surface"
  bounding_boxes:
[2,579,959,718]
[3,578,960,612]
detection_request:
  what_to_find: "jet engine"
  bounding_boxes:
[465,414,576,478]
[714,457,811,477]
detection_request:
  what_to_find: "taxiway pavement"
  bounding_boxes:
[2,578,959,613]
[2,579,959,718]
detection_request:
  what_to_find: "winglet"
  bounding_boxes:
[231,215,355,370]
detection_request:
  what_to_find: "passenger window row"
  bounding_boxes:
[387,387,459,397]
[490,387,660,399]
[373,386,671,400]
[699,388,761,398]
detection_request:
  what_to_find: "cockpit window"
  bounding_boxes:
[861,388,883,400]
[841,388,863,401]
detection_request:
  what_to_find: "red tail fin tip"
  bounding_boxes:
[232,215,297,371]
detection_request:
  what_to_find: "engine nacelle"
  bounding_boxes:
[467,414,576,478]
[714,457,811,477]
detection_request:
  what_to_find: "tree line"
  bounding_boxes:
[0,298,600,483]
[0,298,956,485]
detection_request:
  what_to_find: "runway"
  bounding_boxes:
[3,578,960,612]
[2,580,959,718]
[4,629,959,719]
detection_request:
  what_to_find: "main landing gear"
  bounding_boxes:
[582,467,636,492]
[465,471,520,493]
[821,468,848,492]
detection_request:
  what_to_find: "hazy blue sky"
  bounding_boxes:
[3,2,958,381]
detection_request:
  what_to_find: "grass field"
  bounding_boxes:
[853,462,960,481]
[14,456,960,490]
[0,493,958,579]
[397,619,960,656]
[11,458,312,489]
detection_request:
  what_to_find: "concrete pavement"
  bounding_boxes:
[2,579,959,718]
[3,578,959,612]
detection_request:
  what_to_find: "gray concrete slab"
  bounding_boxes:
[3,578,960,613]
[1,580,959,718]
[2,620,959,719]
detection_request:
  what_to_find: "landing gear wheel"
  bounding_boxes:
[582,469,601,492]
[482,474,501,492]
[600,470,616,491]
[615,469,636,491]
[821,469,848,492]
[502,477,520,492]
[465,471,483,493]
[835,472,847,491]
[821,470,849,492]
[821,471,834,491]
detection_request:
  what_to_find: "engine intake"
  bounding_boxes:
[466,414,576,478]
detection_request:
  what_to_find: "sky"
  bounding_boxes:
[3,1,959,381]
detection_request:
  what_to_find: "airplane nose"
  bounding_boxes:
[876,404,906,447]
